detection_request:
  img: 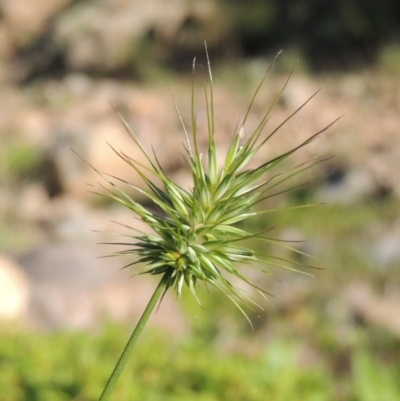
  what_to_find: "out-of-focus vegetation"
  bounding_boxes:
[224,0,400,69]
[0,141,42,184]
[2,319,400,401]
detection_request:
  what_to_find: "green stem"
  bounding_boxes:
[98,274,169,400]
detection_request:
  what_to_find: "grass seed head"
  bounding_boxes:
[90,47,338,325]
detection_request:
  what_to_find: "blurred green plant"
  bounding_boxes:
[352,350,400,401]
[0,142,41,182]
[79,46,339,400]
[224,0,400,70]
[0,326,334,401]
[2,321,400,401]
[378,43,400,76]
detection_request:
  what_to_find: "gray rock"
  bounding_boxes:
[316,167,377,204]
[343,282,400,338]
[17,243,189,334]
[371,232,400,268]
[54,0,223,71]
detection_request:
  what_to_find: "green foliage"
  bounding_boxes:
[0,141,41,183]
[2,325,400,401]
[220,0,400,69]
[0,327,331,401]
[378,44,400,76]
[352,351,400,401]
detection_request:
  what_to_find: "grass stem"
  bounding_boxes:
[98,274,169,400]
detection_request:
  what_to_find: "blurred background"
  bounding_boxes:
[1,1,400,400]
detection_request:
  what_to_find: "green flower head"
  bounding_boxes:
[84,47,339,325]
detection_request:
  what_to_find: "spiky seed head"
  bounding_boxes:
[88,48,339,326]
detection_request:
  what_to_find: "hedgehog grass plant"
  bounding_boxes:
[85,47,340,400]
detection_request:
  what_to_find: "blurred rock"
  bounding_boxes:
[344,282,400,338]
[18,109,54,147]
[0,0,72,56]
[0,0,74,83]
[281,77,319,109]
[46,196,151,245]
[47,196,97,243]
[54,0,224,72]
[0,189,13,214]
[0,254,30,320]
[63,72,93,97]
[17,183,52,222]
[371,231,400,268]
[316,167,378,204]
[0,0,220,81]
[17,243,188,335]
[44,84,189,200]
